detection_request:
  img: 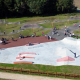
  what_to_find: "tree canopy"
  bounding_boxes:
[0,0,75,18]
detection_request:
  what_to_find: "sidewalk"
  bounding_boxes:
[0,72,72,80]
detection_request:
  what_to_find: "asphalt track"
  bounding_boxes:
[48,22,80,40]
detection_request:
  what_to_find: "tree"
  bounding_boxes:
[56,0,74,13]
[43,0,57,14]
[0,0,75,18]
[27,0,47,14]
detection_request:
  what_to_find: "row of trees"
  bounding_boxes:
[0,0,75,18]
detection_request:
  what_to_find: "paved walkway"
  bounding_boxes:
[0,72,72,80]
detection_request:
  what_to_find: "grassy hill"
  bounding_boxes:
[74,0,80,8]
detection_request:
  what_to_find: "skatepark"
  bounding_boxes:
[0,37,80,66]
[0,17,80,80]
[0,17,80,66]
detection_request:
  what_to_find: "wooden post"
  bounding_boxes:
[79,75,80,78]
[13,67,14,72]
[29,69,31,74]
[68,20,69,24]
[56,72,57,77]
[65,73,66,78]
[47,71,48,76]
[6,24,7,29]
[38,70,39,75]
[21,68,22,73]
[74,74,75,78]
[5,67,6,72]
[51,22,53,27]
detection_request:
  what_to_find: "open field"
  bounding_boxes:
[0,13,80,23]
[39,20,80,29]
[0,28,51,39]
[0,23,23,34]
[73,28,80,36]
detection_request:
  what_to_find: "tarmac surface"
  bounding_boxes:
[48,22,80,40]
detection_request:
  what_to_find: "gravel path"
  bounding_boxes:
[0,72,72,80]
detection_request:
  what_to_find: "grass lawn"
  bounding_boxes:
[39,20,80,29]
[72,36,80,39]
[73,28,80,35]
[0,28,51,39]
[0,64,80,80]
[0,12,80,23]
[0,63,80,75]
[0,23,23,34]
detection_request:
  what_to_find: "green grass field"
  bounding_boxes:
[0,23,23,34]
[0,63,80,75]
[73,28,80,36]
[1,12,80,23]
[0,28,51,39]
[39,20,80,29]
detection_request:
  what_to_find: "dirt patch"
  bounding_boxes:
[0,72,72,80]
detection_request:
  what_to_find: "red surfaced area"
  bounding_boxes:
[13,61,33,64]
[0,36,58,49]
[16,57,34,59]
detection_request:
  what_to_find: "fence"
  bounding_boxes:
[0,66,80,79]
